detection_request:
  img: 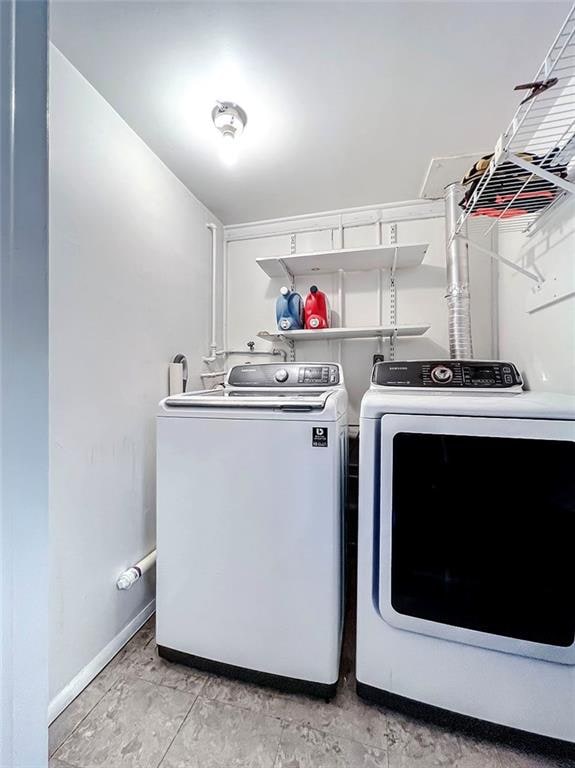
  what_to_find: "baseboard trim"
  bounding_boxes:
[48,599,156,723]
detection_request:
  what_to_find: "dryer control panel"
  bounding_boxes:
[228,363,341,388]
[372,360,523,389]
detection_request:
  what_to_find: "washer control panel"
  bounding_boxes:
[372,360,523,389]
[298,365,339,385]
[228,363,341,387]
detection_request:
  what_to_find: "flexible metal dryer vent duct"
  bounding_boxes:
[444,183,473,359]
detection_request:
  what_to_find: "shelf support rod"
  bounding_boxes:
[389,222,398,361]
[277,258,295,290]
[503,151,575,196]
[389,272,397,361]
[455,235,543,285]
[377,269,384,355]
[376,218,384,353]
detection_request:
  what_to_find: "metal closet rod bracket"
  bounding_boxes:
[454,235,544,286]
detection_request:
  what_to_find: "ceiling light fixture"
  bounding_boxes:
[212,101,247,166]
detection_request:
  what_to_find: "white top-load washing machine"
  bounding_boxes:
[156,362,347,697]
[357,359,575,744]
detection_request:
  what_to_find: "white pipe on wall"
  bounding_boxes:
[116,550,156,591]
[223,233,229,352]
[206,222,218,360]
[203,348,287,365]
[218,348,288,361]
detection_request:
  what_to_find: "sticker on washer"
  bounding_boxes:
[312,427,328,447]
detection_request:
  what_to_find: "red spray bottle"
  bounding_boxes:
[304,285,330,330]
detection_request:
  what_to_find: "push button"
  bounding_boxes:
[504,374,513,384]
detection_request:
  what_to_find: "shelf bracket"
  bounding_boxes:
[387,221,399,361]
[277,258,295,290]
[262,330,295,362]
[456,235,544,285]
[389,271,397,361]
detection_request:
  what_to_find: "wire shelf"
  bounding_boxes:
[455,4,575,237]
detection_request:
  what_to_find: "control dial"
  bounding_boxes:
[431,365,453,384]
[274,369,289,383]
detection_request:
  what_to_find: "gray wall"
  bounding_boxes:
[498,198,575,393]
[49,46,221,711]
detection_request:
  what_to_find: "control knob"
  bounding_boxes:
[274,369,289,383]
[431,365,453,384]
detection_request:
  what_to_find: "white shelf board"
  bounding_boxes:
[258,324,430,342]
[419,153,484,199]
[256,243,428,278]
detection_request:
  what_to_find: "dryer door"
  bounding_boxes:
[378,414,575,664]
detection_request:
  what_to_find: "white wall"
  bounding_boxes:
[225,204,494,422]
[498,198,575,394]
[49,46,221,710]
[1,2,49,765]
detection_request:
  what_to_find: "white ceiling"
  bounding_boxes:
[50,1,570,224]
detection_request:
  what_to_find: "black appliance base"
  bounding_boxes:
[356,681,575,760]
[158,645,338,699]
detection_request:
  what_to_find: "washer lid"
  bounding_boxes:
[162,389,333,411]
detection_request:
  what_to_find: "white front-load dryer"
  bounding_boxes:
[356,359,575,744]
[156,363,347,698]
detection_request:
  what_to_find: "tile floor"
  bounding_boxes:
[50,616,574,768]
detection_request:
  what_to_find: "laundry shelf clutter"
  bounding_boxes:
[454,7,575,236]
